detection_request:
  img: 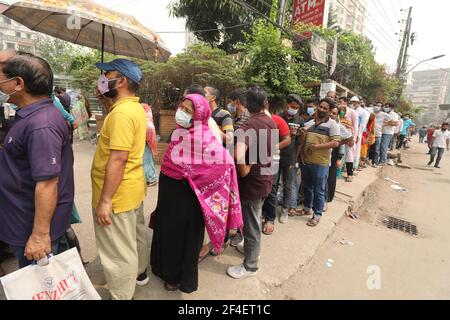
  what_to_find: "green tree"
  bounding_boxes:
[69,50,117,95]
[170,0,297,53]
[240,17,312,110]
[34,35,85,75]
[139,44,246,110]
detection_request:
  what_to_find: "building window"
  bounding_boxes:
[16,32,21,38]
[27,34,32,39]
[18,45,33,53]
[3,17,11,24]
[6,43,15,50]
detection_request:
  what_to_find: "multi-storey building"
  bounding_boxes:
[185,30,201,48]
[405,69,450,124]
[0,14,36,53]
[329,0,368,34]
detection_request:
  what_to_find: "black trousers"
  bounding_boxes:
[327,148,339,203]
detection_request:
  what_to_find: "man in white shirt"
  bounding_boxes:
[391,112,403,151]
[351,96,370,170]
[380,103,399,165]
[372,106,387,166]
[2,103,16,120]
[428,122,450,168]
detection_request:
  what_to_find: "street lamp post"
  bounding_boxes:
[405,54,446,75]
[397,54,446,101]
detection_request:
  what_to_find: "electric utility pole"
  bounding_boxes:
[396,7,413,80]
[278,0,288,26]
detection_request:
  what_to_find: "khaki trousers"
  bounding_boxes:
[93,203,149,300]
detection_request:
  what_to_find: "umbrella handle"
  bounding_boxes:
[101,24,105,64]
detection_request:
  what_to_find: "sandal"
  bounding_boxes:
[164,283,180,291]
[209,242,228,256]
[298,209,312,217]
[263,221,275,235]
[147,180,158,187]
[288,208,298,217]
[198,244,211,263]
[307,217,321,227]
[346,176,353,183]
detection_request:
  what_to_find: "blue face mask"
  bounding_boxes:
[228,104,236,114]
[307,107,315,116]
[287,108,298,116]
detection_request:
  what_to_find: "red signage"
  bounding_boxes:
[292,0,328,39]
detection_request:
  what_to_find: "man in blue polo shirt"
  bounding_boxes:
[397,114,415,149]
[0,51,74,268]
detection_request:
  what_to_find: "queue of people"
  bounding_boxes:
[0,50,439,299]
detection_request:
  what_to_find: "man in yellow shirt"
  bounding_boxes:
[92,59,148,300]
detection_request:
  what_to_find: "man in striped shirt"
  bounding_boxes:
[298,98,340,227]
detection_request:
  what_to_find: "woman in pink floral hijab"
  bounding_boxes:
[150,94,243,293]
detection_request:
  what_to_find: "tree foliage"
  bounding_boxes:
[169,0,268,53]
[35,35,85,75]
[170,0,297,54]
[142,44,245,109]
[240,18,313,110]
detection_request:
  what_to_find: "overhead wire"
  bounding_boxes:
[349,0,400,49]
[335,0,399,58]
[389,0,401,23]
[229,0,449,75]
[156,23,251,34]
[372,0,400,35]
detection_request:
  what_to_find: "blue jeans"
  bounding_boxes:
[380,134,393,164]
[430,147,445,167]
[301,164,329,217]
[262,161,280,223]
[372,137,382,165]
[289,167,299,209]
[10,237,66,269]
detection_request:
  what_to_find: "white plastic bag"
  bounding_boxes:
[0,248,101,300]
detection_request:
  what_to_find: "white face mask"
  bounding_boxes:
[0,78,17,104]
[227,103,236,114]
[175,109,193,128]
[287,108,298,116]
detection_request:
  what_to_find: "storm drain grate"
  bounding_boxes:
[380,215,418,236]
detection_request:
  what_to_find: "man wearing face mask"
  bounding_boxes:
[379,103,400,165]
[350,96,370,171]
[371,105,387,167]
[297,98,340,227]
[391,112,403,151]
[427,122,450,168]
[303,99,318,122]
[0,52,74,269]
[227,89,250,130]
[205,86,234,146]
[92,59,149,300]
[277,94,304,222]
[338,97,359,182]
[397,114,415,149]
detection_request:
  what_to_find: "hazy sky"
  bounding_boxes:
[365,0,450,73]
[4,0,449,72]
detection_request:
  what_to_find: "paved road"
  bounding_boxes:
[268,140,450,300]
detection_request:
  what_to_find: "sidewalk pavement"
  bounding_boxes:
[0,140,379,300]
